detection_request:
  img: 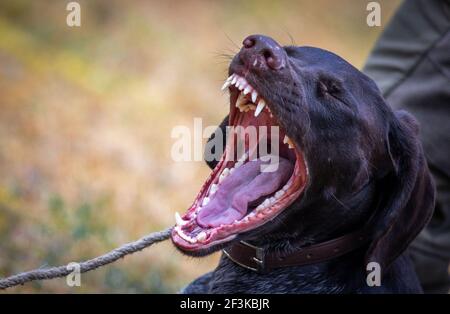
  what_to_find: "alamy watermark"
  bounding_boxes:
[66,1,81,27]
[66,262,81,287]
[366,2,381,27]
[366,262,381,287]
[171,118,282,173]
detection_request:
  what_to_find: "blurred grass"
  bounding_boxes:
[0,0,400,292]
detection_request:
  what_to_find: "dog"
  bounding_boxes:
[171,35,435,293]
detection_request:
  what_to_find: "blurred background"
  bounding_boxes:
[0,0,401,293]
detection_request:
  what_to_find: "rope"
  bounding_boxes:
[0,226,173,290]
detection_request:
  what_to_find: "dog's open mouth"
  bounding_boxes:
[171,73,308,252]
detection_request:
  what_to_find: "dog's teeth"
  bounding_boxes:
[282,135,294,149]
[237,103,246,112]
[243,85,252,95]
[219,168,230,183]
[282,184,290,191]
[275,190,285,199]
[254,99,266,117]
[236,92,246,106]
[221,80,231,91]
[202,197,210,206]
[239,152,248,162]
[251,90,258,103]
[196,231,207,241]
[210,184,218,194]
[262,198,271,207]
[175,226,197,243]
[175,212,188,226]
[237,78,246,90]
[231,75,238,85]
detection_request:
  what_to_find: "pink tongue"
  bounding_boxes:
[196,158,293,228]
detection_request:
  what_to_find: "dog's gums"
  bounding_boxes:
[171,74,308,252]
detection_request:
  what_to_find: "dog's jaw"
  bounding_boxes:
[171,73,308,255]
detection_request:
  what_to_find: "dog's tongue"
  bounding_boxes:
[196,157,293,228]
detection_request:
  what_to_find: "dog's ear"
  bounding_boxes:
[204,115,229,169]
[366,110,435,271]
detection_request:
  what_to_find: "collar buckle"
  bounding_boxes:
[223,241,267,273]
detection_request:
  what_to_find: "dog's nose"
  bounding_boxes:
[240,35,286,70]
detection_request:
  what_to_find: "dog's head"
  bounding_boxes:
[171,35,435,271]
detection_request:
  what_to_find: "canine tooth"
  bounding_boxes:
[262,199,270,207]
[282,184,289,191]
[251,90,258,103]
[254,99,266,117]
[197,231,207,241]
[283,135,289,144]
[231,75,238,85]
[175,212,188,226]
[202,197,210,206]
[243,85,252,95]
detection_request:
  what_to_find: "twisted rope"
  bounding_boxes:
[0,226,173,290]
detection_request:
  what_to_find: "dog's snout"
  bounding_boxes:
[241,35,286,70]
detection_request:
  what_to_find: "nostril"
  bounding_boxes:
[263,49,280,69]
[243,37,255,48]
[262,49,273,59]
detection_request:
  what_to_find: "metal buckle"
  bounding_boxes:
[223,241,266,273]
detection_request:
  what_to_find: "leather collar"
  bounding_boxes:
[222,229,370,273]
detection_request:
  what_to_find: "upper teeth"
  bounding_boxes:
[254,99,266,117]
[223,74,271,117]
[251,90,258,103]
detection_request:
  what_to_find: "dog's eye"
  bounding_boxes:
[317,79,341,97]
